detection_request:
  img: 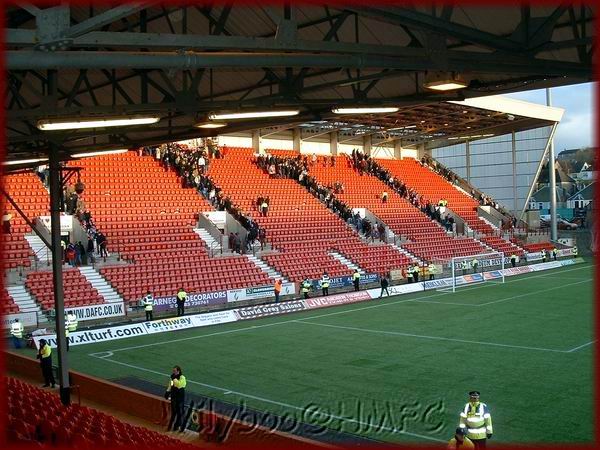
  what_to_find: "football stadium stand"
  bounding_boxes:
[207,148,414,280]
[304,154,491,262]
[71,152,272,303]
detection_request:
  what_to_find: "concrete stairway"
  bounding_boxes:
[246,254,289,283]
[25,234,52,263]
[6,285,48,324]
[78,266,124,303]
[194,228,224,254]
[329,251,365,274]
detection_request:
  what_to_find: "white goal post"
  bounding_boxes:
[435,251,506,293]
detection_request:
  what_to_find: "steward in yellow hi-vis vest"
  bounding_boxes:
[459,391,493,449]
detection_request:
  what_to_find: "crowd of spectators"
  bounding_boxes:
[255,153,354,223]
[143,143,267,254]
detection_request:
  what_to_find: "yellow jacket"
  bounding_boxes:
[459,401,493,440]
[447,436,475,449]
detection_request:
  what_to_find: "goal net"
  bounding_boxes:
[432,251,506,293]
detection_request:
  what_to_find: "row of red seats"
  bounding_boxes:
[26,269,105,311]
[379,158,527,256]
[2,172,49,269]
[71,151,275,303]
[6,377,199,448]
[306,155,490,263]
[480,235,525,257]
[208,148,414,279]
[521,241,555,252]
[0,287,20,313]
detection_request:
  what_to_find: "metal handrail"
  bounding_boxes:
[208,239,221,257]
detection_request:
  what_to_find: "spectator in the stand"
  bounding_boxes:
[247,226,258,250]
[354,212,362,233]
[97,233,108,258]
[2,213,12,234]
[382,191,388,203]
[447,216,455,234]
[76,241,86,266]
[311,153,317,166]
[260,199,269,217]
[377,223,386,243]
[234,233,242,254]
[66,244,76,267]
[268,163,276,178]
[228,232,235,252]
[258,228,267,250]
[87,235,95,260]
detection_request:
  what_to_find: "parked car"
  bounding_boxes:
[558,218,579,230]
[540,216,579,230]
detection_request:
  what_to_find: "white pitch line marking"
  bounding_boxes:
[86,263,593,354]
[294,320,569,353]
[478,278,592,306]
[567,340,596,353]
[89,354,445,443]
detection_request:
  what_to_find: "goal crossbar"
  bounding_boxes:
[436,252,506,293]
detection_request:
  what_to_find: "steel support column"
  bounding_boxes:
[292,128,301,152]
[49,141,70,405]
[546,88,558,240]
[252,130,261,154]
[330,131,338,156]
[363,134,372,156]
[465,139,471,183]
[512,131,517,213]
[394,140,402,159]
[518,122,558,223]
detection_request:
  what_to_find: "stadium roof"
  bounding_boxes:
[4,3,593,163]
[253,94,564,149]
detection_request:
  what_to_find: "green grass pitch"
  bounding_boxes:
[20,260,594,444]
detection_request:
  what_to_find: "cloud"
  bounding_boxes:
[554,111,593,152]
[504,83,596,151]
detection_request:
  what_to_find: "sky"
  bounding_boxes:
[503,82,595,154]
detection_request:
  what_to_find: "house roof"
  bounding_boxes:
[530,186,569,203]
[567,183,595,201]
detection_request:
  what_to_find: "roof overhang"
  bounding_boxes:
[450,95,564,122]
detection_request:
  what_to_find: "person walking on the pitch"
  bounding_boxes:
[459,391,493,449]
[37,339,56,388]
[448,427,474,449]
[166,365,187,432]
[176,288,187,316]
[379,275,390,298]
